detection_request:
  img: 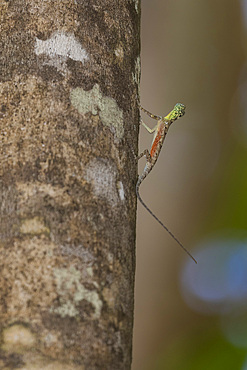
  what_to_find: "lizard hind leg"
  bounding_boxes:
[137,149,151,162]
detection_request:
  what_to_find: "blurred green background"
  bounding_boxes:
[133,0,247,369]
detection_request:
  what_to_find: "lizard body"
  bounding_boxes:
[136,103,197,263]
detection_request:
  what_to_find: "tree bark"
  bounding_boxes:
[0,1,140,368]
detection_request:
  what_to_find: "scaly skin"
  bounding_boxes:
[136,103,197,264]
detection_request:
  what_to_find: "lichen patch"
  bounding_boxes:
[52,266,102,319]
[114,44,124,63]
[34,31,88,74]
[35,31,88,63]
[132,56,141,87]
[0,238,58,319]
[2,324,36,351]
[102,284,117,310]
[84,158,119,205]
[20,216,49,235]
[132,0,139,13]
[117,181,125,201]
[17,182,71,208]
[70,84,124,139]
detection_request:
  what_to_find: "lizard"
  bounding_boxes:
[136,103,197,264]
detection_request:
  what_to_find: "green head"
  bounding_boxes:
[165,103,186,121]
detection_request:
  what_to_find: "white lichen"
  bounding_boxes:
[132,56,141,86]
[35,31,88,73]
[117,181,125,201]
[84,158,119,205]
[35,31,88,62]
[132,0,139,13]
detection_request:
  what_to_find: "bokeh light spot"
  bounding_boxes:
[180,238,247,315]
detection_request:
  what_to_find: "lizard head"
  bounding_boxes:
[165,103,186,122]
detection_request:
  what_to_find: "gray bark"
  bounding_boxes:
[0,0,140,368]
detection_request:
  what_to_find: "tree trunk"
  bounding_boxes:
[0,1,140,368]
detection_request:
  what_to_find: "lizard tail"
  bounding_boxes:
[136,182,197,264]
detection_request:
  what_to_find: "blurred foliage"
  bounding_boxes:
[133,0,247,369]
[154,329,246,370]
[208,146,247,232]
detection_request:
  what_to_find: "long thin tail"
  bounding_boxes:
[136,183,197,264]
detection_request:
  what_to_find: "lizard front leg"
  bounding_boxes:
[140,106,161,120]
[140,118,157,134]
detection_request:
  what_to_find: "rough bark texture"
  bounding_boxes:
[0,1,140,369]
